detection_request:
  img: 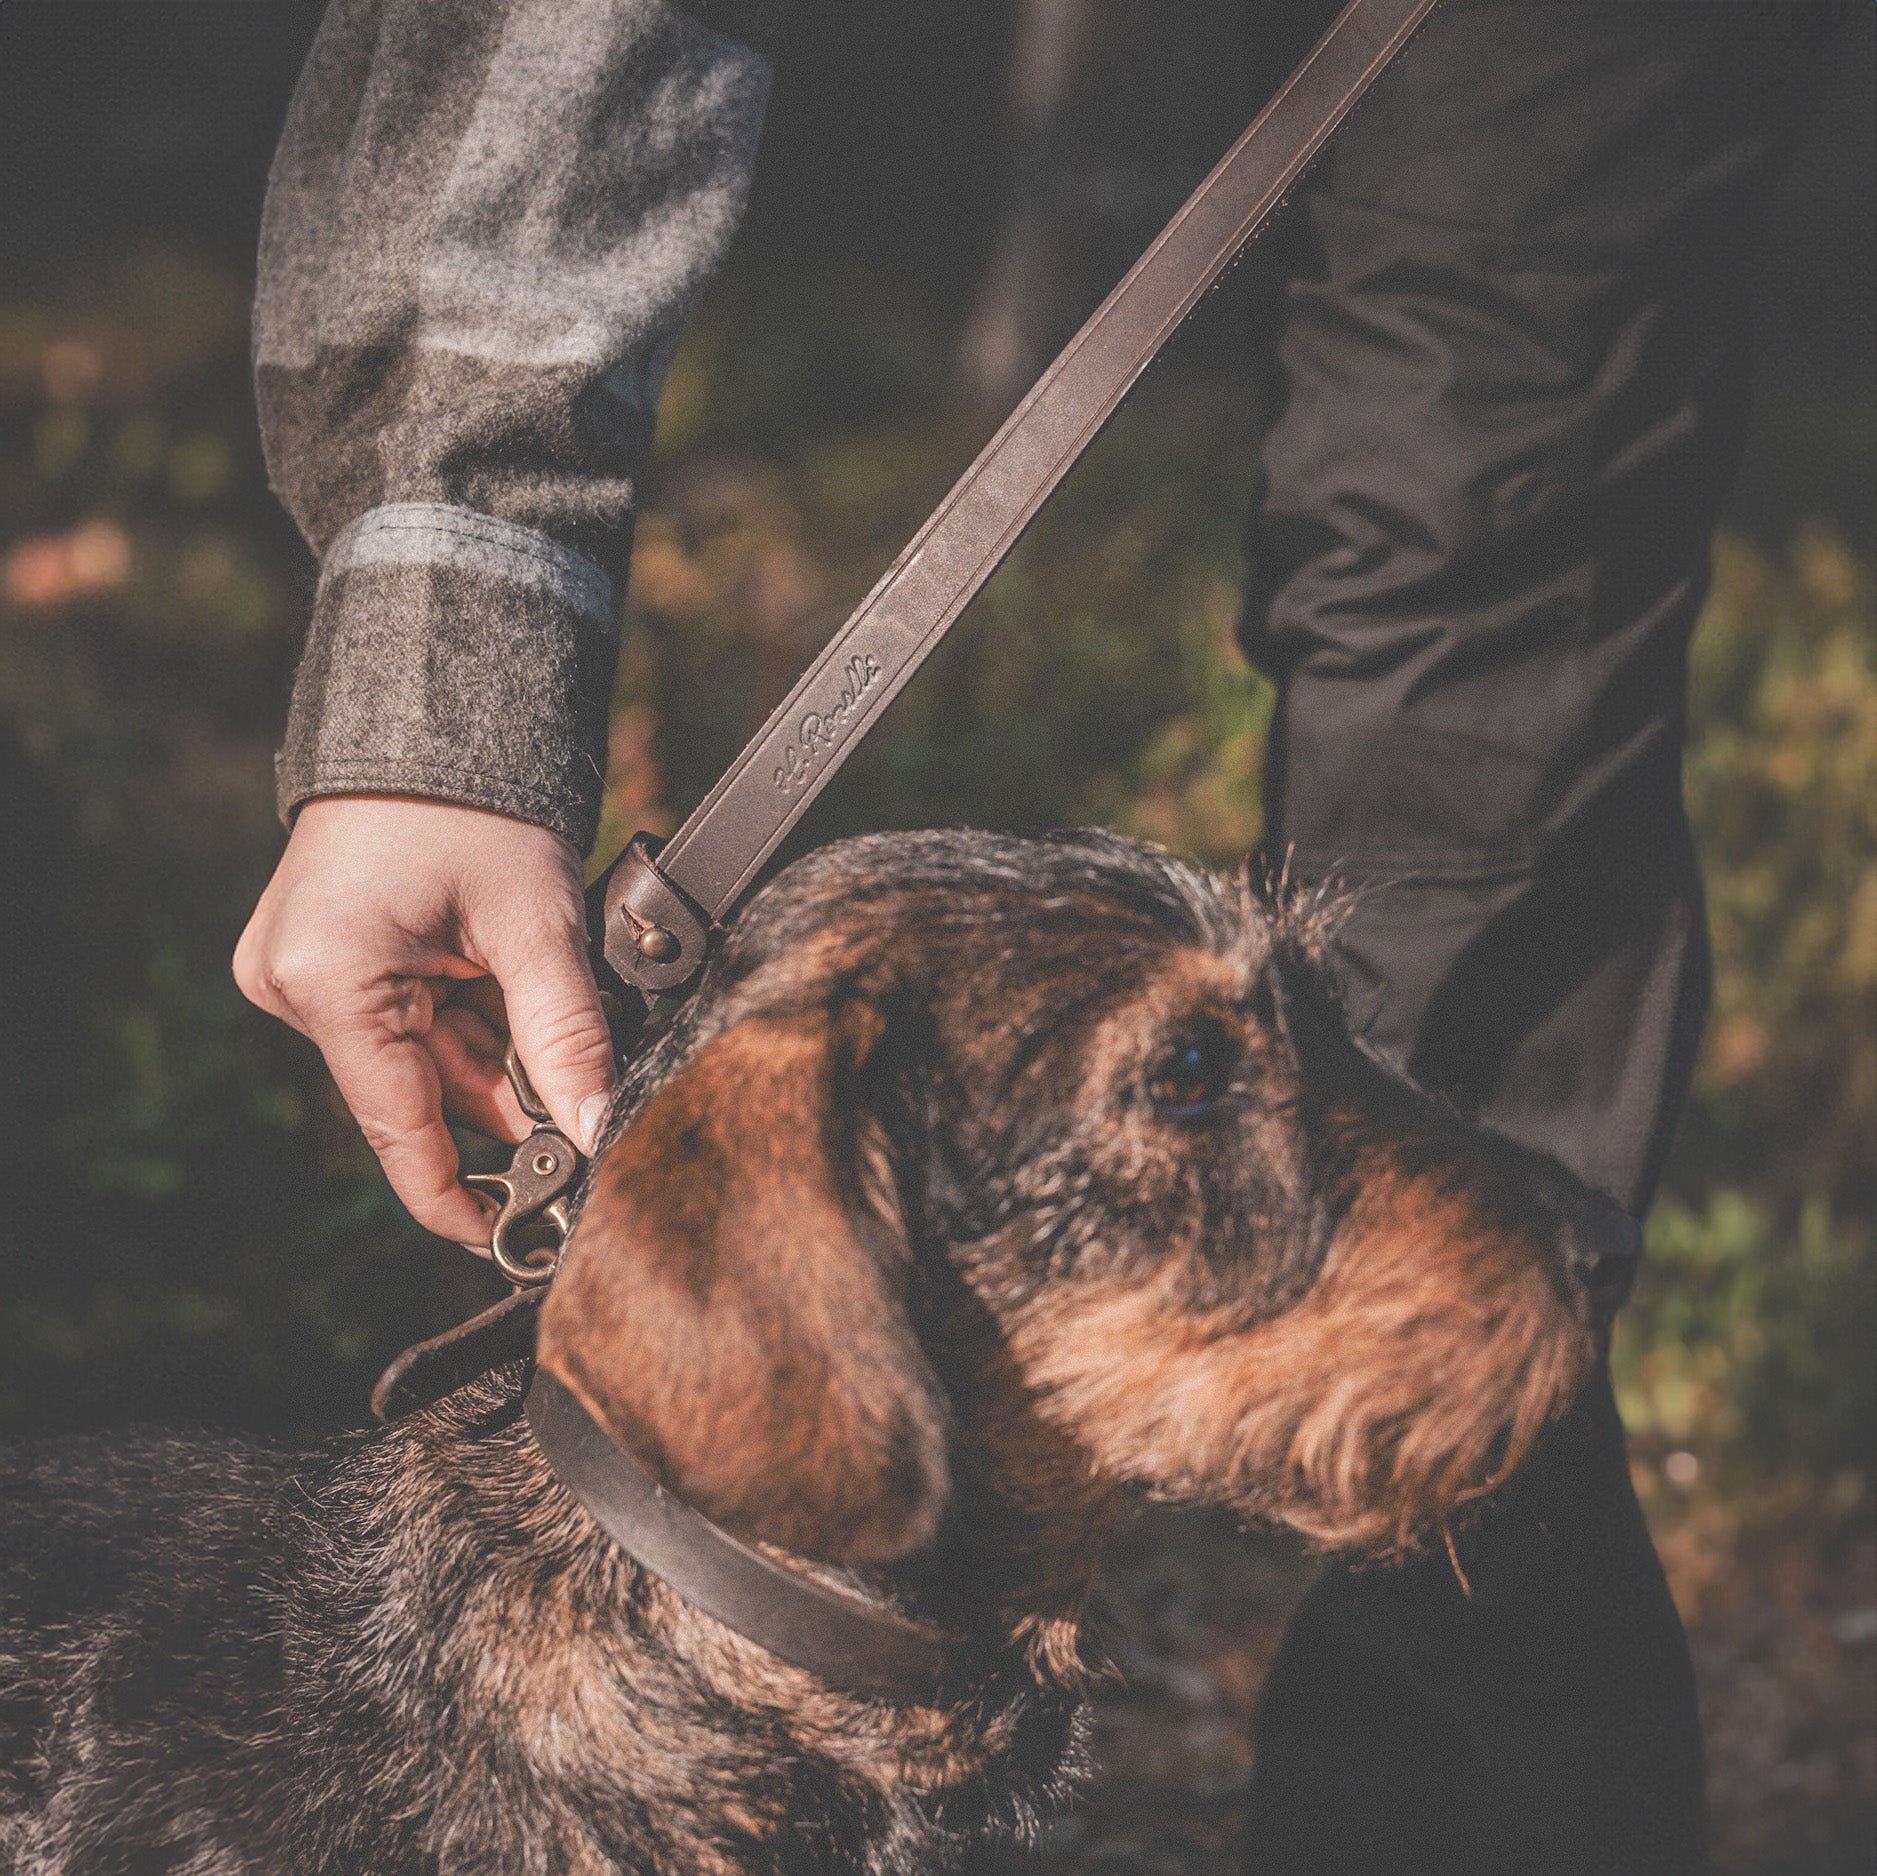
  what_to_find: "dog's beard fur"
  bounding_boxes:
[993,1155,1586,1554]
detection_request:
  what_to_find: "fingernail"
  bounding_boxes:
[576,1090,612,1158]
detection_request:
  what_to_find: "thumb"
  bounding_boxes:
[486,915,617,1156]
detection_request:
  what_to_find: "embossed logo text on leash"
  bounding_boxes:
[773,653,882,792]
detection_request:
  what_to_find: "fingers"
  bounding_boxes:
[235,797,618,1245]
[480,910,617,1155]
[318,1009,498,1244]
[234,920,486,1239]
[430,997,530,1142]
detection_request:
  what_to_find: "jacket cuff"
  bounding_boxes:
[276,503,621,853]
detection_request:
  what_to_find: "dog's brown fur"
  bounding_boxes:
[4,829,1613,1874]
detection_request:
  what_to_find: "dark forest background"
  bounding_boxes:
[1,5,1873,1868]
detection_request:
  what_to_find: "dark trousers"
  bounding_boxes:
[1237,4,1852,1870]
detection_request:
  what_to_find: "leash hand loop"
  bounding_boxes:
[463,1042,582,1287]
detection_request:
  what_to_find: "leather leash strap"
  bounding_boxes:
[371,1287,545,1424]
[590,0,1443,1008]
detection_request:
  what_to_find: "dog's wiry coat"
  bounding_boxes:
[3,830,1614,1874]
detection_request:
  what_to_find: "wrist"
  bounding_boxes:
[277,504,622,853]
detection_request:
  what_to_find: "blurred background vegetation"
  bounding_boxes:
[0,3,1872,1864]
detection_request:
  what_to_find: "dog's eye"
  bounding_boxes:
[1146,1021,1236,1118]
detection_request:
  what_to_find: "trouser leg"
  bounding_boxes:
[1246,1373,1704,1875]
[1237,3,1853,1870]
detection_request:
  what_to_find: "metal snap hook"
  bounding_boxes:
[461,1041,584,1287]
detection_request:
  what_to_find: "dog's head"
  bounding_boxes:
[537,830,1607,1571]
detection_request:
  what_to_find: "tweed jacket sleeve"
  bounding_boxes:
[256,0,781,852]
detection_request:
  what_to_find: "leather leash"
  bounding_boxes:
[373,0,1441,1703]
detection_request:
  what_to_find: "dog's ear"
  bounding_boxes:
[536,1003,949,1566]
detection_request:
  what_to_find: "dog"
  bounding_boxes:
[1,828,1628,1875]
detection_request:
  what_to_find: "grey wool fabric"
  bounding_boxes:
[256,0,776,851]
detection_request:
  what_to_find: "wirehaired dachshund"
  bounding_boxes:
[1,828,1630,1875]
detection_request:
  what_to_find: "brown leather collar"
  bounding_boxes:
[525,1369,955,1705]
[374,1301,955,1705]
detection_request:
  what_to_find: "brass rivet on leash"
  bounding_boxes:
[637,925,681,964]
[533,1150,558,1176]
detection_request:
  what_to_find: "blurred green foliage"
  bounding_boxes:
[1614,531,1877,1486]
[1,247,1872,1513]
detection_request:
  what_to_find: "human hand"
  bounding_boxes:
[233,796,615,1244]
